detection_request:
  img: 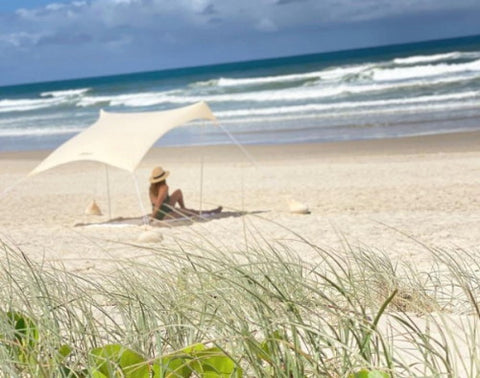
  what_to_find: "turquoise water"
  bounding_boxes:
[1,34,480,151]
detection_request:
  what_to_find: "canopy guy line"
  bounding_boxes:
[105,164,112,219]
[0,176,30,201]
[217,122,258,168]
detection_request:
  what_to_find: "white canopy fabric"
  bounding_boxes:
[29,101,216,175]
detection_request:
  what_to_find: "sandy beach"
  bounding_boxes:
[2,130,480,375]
[1,130,480,274]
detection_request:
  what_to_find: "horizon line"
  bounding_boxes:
[1,32,479,90]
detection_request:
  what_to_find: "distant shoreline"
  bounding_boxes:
[2,130,480,163]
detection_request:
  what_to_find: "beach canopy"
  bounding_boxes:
[29,101,216,175]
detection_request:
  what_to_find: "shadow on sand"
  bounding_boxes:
[75,210,267,228]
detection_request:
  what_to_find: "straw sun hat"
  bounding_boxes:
[150,166,170,183]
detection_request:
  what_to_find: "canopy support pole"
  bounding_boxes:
[132,173,149,228]
[199,155,204,215]
[199,120,206,214]
[105,164,112,219]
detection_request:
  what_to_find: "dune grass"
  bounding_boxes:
[1,227,480,377]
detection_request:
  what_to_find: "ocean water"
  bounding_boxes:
[1,34,480,152]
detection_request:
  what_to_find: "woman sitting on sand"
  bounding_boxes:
[149,166,222,220]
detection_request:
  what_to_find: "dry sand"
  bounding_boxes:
[1,130,480,273]
[2,130,480,375]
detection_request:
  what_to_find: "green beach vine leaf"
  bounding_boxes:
[4,310,39,347]
[0,310,39,366]
[89,344,149,378]
[349,368,391,378]
[153,343,242,378]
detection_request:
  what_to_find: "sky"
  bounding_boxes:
[1,0,480,86]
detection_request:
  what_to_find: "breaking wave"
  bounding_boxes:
[393,52,480,65]
[215,92,480,118]
[1,37,480,150]
[40,88,90,98]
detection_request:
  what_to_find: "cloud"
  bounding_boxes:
[0,32,42,47]
[256,18,278,32]
[199,4,216,16]
[208,17,222,24]
[314,0,480,23]
[15,8,37,19]
[1,0,480,85]
[38,32,92,46]
[275,0,308,5]
[9,0,478,37]
[4,0,480,52]
[45,3,67,11]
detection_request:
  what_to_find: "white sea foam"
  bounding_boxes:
[3,97,478,139]
[5,57,480,114]
[0,97,65,113]
[216,71,324,87]
[194,72,317,88]
[2,42,480,148]
[78,94,161,107]
[40,88,90,98]
[393,52,461,65]
[5,62,479,115]
[0,89,90,113]
[317,64,376,81]
[192,64,376,88]
[0,113,79,128]
[191,55,480,89]
[393,51,480,65]
[78,90,180,107]
[372,59,480,82]
[214,101,480,127]
[76,74,479,108]
[190,99,480,133]
[79,88,341,107]
[0,126,83,137]
[214,91,479,118]
[191,55,480,93]
[77,95,116,107]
